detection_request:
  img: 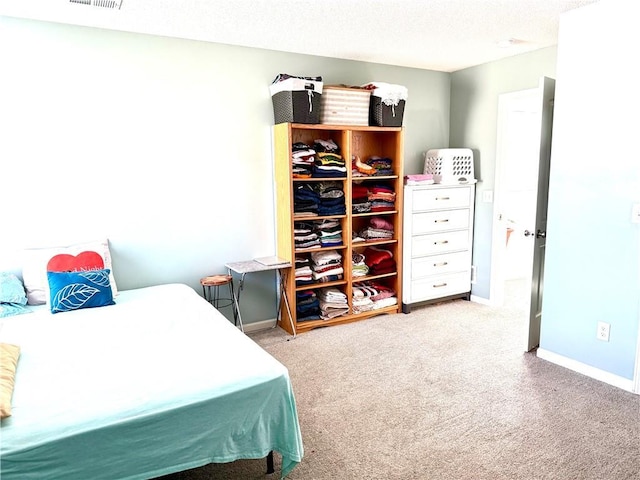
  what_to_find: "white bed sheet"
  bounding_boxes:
[0,283,303,479]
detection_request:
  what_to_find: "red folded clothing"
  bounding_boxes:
[364,247,393,266]
[370,283,396,300]
[370,264,396,275]
[369,186,394,194]
[352,185,369,199]
[369,217,394,231]
[370,258,396,271]
[370,205,395,212]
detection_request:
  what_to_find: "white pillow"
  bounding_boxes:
[22,239,118,305]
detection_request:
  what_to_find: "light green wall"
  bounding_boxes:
[0,15,566,324]
[449,47,558,299]
[0,15,449,324]
[539,0,640,381]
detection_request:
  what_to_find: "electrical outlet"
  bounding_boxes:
[632,203,640,224]
[597,321,610,342]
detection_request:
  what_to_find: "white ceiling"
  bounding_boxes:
[0,0,600,72]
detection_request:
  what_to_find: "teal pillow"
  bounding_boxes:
[47,269,115,314]
[0,272,28,305]
[0,303,29,318]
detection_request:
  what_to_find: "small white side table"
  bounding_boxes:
[225,258,296,337]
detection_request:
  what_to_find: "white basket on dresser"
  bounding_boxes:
[423,148,474,185]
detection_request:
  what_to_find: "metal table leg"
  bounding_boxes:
[227,268,245,333]
[278,268,296,337]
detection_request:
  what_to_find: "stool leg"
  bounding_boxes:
[213,285,219,309]
[203,285,211,303]
[208,286,213,304]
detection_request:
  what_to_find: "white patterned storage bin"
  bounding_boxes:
[320,86,371,126]
[423,148,475,184]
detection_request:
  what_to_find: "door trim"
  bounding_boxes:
[489,87,538,307]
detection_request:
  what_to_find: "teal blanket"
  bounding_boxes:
[0,284,303,479]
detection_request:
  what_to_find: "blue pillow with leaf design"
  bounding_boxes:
[47,269,115,314]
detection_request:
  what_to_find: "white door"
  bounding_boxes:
[526,77,555,351]
[491,76,555,352]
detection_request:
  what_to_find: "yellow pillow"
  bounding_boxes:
[1,343,21,419]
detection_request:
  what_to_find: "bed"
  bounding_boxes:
[0,282,303,479]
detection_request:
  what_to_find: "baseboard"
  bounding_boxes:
[470,294,491,306]
[243,318,278,333]
[537,348,637,394]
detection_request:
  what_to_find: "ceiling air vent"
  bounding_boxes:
[69,0,123,9]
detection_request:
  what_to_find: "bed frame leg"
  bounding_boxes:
[266,450,274,474]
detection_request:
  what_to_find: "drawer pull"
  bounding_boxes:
[435,197,451,201]
[433,283,448,288]
[434,219,450,223]
[434,262,448,267]
[434,240,449,245]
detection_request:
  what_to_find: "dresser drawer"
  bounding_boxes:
[411,230,470,256]
[411,252,471,279]
[412,209,470,235]
[410,272,471,302]
[411,187,471,211]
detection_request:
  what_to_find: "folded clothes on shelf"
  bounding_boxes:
[404,174,435,185]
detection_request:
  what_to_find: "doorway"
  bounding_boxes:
[490,77,555,351]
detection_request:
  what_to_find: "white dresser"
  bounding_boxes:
[402,183,476,313]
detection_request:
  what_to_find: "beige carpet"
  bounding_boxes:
[160,281,640,479]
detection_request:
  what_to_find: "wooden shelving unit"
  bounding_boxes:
[273,123,404,334]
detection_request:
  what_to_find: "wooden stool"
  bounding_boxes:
[200,274,242,331]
